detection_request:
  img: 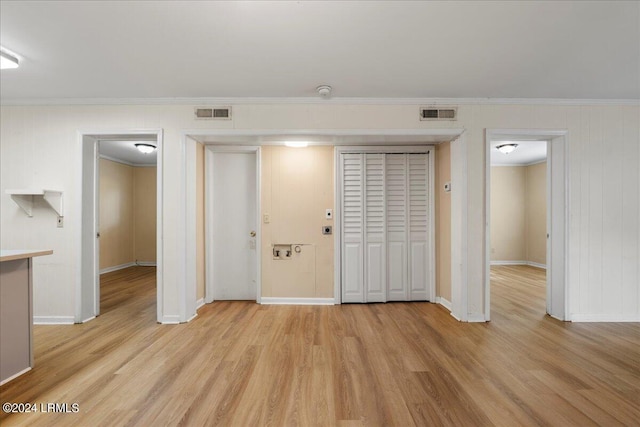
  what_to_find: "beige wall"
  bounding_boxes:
[491,163,546,265]
[195,143,205,301]
[133,167,157,263]
[99,159,157,271]
[99,159,134,269]
[435,142,451,302]
[261,146,334,298]
[491,166,526,261]
[525,162,546,265]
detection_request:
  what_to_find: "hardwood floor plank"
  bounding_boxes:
[1,265,639,426]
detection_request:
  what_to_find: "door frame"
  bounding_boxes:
[484,129,569,321]
[77,129,164,323]
[204,145,262,303]
[334,145,436,304]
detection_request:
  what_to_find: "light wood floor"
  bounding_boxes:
[1,266,639,426]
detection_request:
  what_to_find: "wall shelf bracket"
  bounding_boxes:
[6,189,64,217]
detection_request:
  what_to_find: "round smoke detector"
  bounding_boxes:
[316,85,332,99]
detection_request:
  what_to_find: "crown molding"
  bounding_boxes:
[1,96,638,107]
[99,154,157,168]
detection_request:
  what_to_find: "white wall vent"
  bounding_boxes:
[420,106,457,121]
[194,107,232,120]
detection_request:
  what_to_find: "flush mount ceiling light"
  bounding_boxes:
[496,143,519,154]
[284,141,308,148]
[316,85,332,99]
[0,48,19,69]
[135,143,157,154]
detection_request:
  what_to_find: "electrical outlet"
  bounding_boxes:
[57,216,64,228]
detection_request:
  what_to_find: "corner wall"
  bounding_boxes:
[99,159,156,272]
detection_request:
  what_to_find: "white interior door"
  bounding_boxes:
[211,152,257,300]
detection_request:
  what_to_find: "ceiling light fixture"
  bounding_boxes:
[135,143,157,154]
[316,85,332,99]
[0,48,19,69]
[285,141,308,148]
[496,143,518,154]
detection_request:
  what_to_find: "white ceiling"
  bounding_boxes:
[97,134,158,166]
[1,1,638,102]
[490,140,547,166]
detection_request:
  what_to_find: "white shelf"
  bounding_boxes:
[6,189,63,217]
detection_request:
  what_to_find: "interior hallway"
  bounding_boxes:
[1,266,638,426]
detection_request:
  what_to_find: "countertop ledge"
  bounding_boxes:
[0,250,54,262]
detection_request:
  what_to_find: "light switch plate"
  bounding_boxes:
[263,213,270,224]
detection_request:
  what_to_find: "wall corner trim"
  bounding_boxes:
[33,316,75,325]
[160,315,181,324]
[467,314,487,323]
[196,298,205,310]
[436,297,452,312]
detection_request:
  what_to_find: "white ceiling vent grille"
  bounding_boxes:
[194,106,232,120]
[420,106,457,121]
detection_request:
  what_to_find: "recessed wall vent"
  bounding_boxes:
[420,106,457,121]
[194,107,232,120]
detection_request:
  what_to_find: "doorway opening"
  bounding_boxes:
[485,130,568,321]
[488,139,548,319]
[78,130,163,323]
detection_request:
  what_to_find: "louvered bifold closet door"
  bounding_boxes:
[341,151,430,304]
[408,154,429,300]
[364,154,386,302]
[341,154,365,302]
[385,154,409,301]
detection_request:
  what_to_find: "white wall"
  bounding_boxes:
[1,102,638,322]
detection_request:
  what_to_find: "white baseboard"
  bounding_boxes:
[261,297,336,305]
[136,261,157,267]
[491,260,526,266]
[527,261,547,270]
[0,367,32,386]
[570,314,640,322]
[100,262,136,274]
[81,316,96,323]
[467,314,487,323]
[491,260,547,269]
[436,297,452,312]
[34,316,75,325]
[196,298,205,310]
[160,315,181,324]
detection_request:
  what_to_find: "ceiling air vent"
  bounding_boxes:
[194,106,232,120]
[420,106,457,121]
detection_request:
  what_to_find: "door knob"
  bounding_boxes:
[250,231,256,237]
